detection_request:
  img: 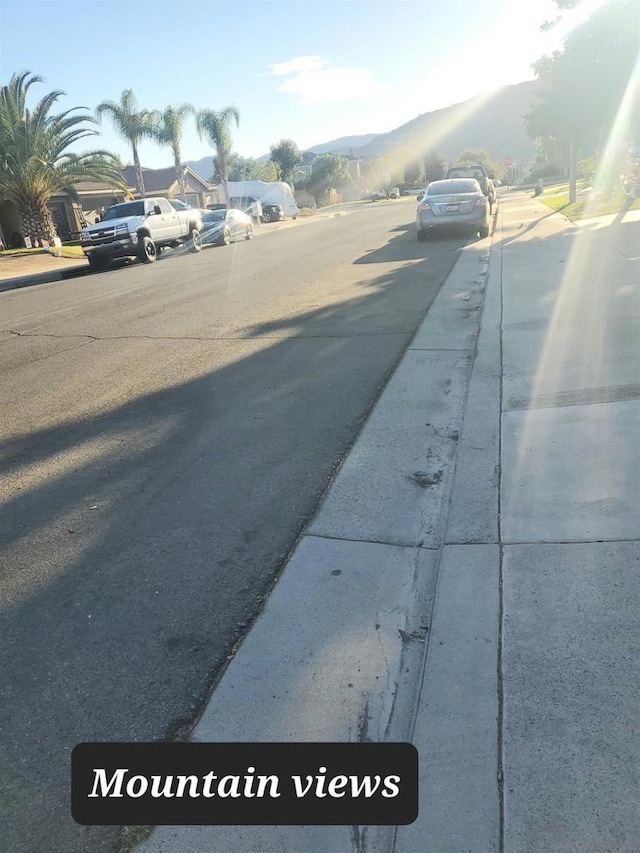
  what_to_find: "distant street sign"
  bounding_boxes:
[503,156,514,168]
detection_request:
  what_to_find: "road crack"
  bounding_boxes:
[7,330,415,342]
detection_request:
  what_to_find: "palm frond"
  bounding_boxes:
[0,72,127,210]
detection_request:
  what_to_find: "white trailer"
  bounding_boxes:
[225,181,299,218]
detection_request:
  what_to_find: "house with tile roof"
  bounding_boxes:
[0,165,222,247]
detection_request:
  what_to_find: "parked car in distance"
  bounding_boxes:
[261,203,283,222]
[228,195,281,223]
[404,186,425,196]
[389,186,401,199]
[416,178,490,241]
[201,208,253,245]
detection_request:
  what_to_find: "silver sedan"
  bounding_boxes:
[416,179,490,241]
[201,208,254,246]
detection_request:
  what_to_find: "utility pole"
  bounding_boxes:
[569,136,577,204]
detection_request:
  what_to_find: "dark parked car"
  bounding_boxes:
[261,203,283,222]
[201,208,254,245]
[416,178,490,241]
[228,196,285,223]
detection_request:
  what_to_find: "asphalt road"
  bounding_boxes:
[0,200,468,852]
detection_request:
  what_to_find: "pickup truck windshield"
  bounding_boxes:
[103,201,145,220]
[448,168,485,179]
[428,180,480,195]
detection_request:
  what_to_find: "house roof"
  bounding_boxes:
[48,165,214,202]
[123,165,212,192]
[124,165,173,192]
[71,181,131,193]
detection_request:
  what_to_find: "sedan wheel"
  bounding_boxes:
[222,228,231,246]
[245,225,253,241]
[189,229,202,253]
[417,229,428,242]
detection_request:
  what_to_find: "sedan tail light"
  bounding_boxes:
[474,196,487,207]
[419,202,431,211]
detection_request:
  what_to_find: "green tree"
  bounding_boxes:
[150,104,194,201]
[269,139,303,186]
[0,71,125,242]
[404,160,423,186]
[540,0,583,31]
[96,89,155,197]
[364,153,403,196]
[526,0,639,200]
[196,105,240,205]
[304,153,351,205]
[454,148,501,178]
[423,150,447,183]
[227,155,279,183]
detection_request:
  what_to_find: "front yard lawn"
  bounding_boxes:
[1,245,84,259]
[538,182,640,221]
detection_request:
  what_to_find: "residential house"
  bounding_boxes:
[122,165,219,210]
[0,165,220,247]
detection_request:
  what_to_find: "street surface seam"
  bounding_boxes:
[502,537,640,545]
[5,330,418,341]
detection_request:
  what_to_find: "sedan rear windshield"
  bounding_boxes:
[103,201,145,220]
[427,180,480,195]
[203,211,227,222]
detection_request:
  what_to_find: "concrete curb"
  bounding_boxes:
[0,265,87,292]
[137,224,497,852]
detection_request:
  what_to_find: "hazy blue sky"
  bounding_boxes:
[0,0,600,169]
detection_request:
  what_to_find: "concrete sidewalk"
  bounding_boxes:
[137,193,639,852]
[0,251,87,290]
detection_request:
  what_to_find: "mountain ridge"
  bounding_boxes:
[184,80,540,181]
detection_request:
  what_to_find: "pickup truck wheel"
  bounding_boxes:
[138,236,157,263]
[189,229,202,253]
[245,225,253,240]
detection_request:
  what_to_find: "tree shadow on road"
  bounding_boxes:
[0,221,463,852]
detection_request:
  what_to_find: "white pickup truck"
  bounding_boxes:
[80,197,203,270]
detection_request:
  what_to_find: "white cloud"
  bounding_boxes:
[264,55,383,103]
[266,56,329,76]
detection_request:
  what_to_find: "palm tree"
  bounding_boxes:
[150,104,193,201]
[96,89,155,197]
[196,106,240,206]
[0,71,126,243]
